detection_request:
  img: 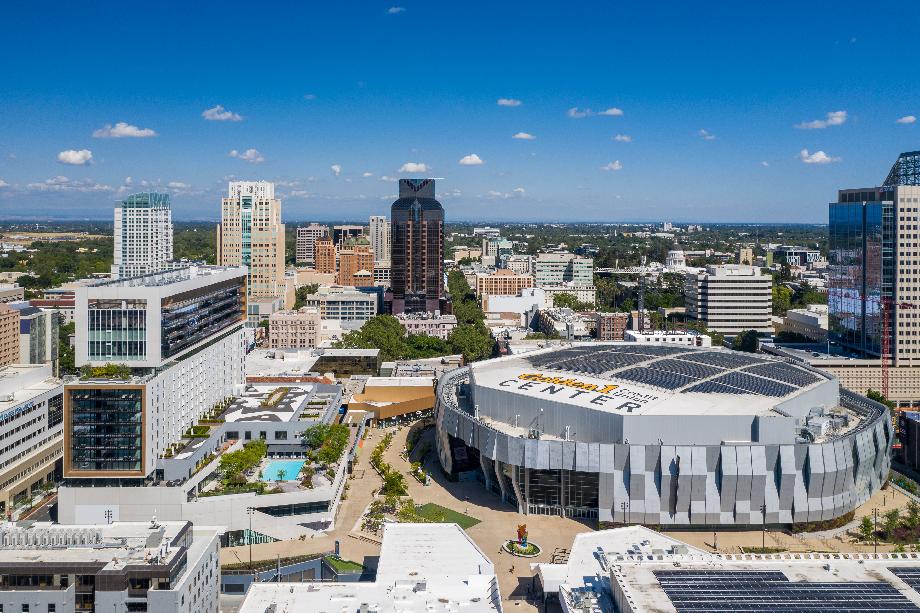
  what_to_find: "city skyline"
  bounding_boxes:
[1,2,919,223]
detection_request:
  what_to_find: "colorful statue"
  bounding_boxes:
[517,524,528,547]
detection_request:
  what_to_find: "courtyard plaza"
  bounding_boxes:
[221,419,911,611]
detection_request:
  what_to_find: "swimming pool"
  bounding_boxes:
[261,459,305,482]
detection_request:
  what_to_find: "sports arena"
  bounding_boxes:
[435,343,891,526]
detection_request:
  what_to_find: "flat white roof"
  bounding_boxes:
[239,523,502,613]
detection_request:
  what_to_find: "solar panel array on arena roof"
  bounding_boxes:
[524,345,825,397]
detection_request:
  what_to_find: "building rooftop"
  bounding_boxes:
[88,265,245,289]
[239,523,501,613]
[0,364,60,408]
[221,384,316,424]
[0,520,210,570]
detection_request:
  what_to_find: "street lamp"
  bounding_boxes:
[760,503,767,550]
[873,507,879,555]
[620,500,630,525]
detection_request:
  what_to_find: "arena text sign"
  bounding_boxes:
[498,372,659,412]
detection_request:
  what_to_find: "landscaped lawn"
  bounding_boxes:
[415,503,481,529]
[325,556,365,573]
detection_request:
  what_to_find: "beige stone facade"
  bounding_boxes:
[268,307,321,350]
[475,269,534,297]
[0,305,19,368]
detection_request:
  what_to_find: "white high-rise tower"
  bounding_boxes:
[369,215,390,265]
[112,192,174,279]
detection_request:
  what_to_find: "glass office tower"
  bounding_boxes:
[828,189,895,356]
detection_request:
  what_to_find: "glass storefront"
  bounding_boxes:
[69,387,143,473]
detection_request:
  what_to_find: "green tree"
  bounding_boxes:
[553,292,579,309]
[294,284,319,309]
[732,330,760,353]
[859,515,874,542]
[58,320,76,375]
[448,324,494,362]
[906,500,920,530]
[772,284,793,316]
[866,389,896,410]
[884,508,901,538]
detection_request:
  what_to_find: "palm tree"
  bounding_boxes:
[277,468,286,481]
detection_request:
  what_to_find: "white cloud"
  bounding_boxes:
[458,153,484,166]
[387,6,405,13]
[288,190,312,198]
[167,181,190,189]
[57,149,93,165]
[92,122,157,138]
[567,107,593,118]
[124,176,133,185]
[202,105,243,122]
[330,164,342,177]
[399,162,429,173]
[613,134,632,142]
[512,132,536,140]
[513,187,525,195]
[796,110,847,129]
[497,98,522,107]
[599,107,624,116]
[27,176,112,192]
[484,188,525,199]
[0,180,8,188]
[379,175,398,182]
[799,148,840,164]
[698,129,716,141]
[761,161,769,167]
[303,94,317,101]
[362,171,374,177]
[600,160,623,171]
[228,148,265,163]
[897,115,917,124]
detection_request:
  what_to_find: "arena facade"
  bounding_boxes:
[435,344,891,526]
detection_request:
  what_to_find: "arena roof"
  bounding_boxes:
[470,343,835,418]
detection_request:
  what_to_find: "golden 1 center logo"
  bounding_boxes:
[496,372,659,412]
[516,372,621,395]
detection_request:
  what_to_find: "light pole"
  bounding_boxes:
[761,503,767,550]
[874,507,879,554]
[247,506,255,575]
[620,500,630,525]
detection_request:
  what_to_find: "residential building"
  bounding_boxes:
[239,523,502,613]
[396,312,458,340]
[217,181,285,303]
[474,268,534,298]
[536,308,592,340]
[685,264,772,334]
[533,252,593,287]
[368,214,391,265]
[481,236,513,266]
[0,304,18,367]
[112,191,174,279]
[624,328,712,347]
[738,246,754,266]
[595,311,629,341]
[8,302,58,368]
[0,284,24,304]
[314,236,336,275]
[499,253,532,275]
[295,222,328,265]
[776,304,828,342]
[301,285,377,322]
[331,224,364,247]
[391,179,444,314]
[337,236,375,287]
[0,521,221,613]
[268,307,320,349]
[67,266,247,482]
[0,364,62,518]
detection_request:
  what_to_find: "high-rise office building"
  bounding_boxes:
[338,237,375,287]
[112,192,173,279]
[684,265,772,334]
[217,181,285,303]
[295,223,329,265]
[533,252,594,287]
[829,150,920,367]
[391,179,444,314]
[368,215,391,266]
[314,237,337,275]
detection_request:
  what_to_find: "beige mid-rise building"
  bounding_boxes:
[217,181,285,301]
[685,265,772,334]
[268,307,320,349]
[0,305,18,367]
[475,269,534,298]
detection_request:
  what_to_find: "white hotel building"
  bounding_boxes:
[112,192,174,279]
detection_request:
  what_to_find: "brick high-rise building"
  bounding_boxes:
[338,237,375,287]
[391,179,444,314]
[314,237,336,275]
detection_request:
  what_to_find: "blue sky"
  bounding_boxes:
[0,1,918,223]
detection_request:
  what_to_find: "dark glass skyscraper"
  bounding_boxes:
[391,179,444,313]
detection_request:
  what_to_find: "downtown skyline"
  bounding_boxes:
[1,1,919,223]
